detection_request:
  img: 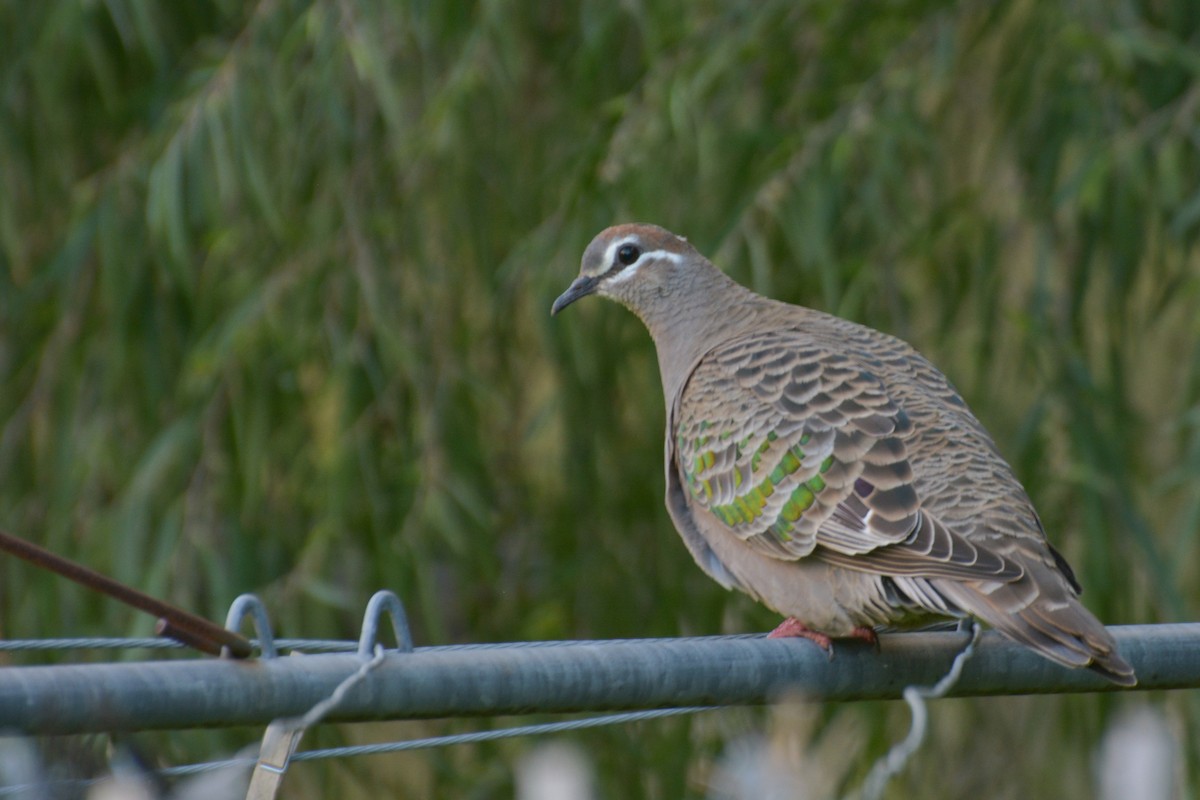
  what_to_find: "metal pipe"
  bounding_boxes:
[0,624,1194,735]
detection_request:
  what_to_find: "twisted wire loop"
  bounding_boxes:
[854,620,982,800]
[224,594,278,659]
[248,591,412,798]
[357,590,414,657]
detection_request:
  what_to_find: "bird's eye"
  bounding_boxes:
[617,244,641,266]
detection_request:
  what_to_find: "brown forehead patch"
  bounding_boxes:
[603,223,687,251]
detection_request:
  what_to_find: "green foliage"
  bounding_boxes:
[2,0,1199,796]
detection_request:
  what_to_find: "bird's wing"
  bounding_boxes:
[670,329,1021,582]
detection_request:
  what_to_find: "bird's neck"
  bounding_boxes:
[632,271,784,404]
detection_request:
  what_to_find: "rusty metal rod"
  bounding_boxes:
[0,528,252,658]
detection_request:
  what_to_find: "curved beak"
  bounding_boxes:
[551,275,600,316]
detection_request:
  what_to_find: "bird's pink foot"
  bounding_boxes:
[766,619,880,656]
[767,617,833,655]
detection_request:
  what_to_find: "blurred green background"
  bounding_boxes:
[2,0,1199,796]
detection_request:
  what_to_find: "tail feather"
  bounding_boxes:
[932,566,1136,687]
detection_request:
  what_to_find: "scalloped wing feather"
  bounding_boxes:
[672,329,1021,582]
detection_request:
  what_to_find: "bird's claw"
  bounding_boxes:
[767,618,880,658]
[849,625,881,652]
[767,617,834,658]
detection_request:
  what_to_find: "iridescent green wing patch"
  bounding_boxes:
[674,330,922,560]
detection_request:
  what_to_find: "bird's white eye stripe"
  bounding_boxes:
[602,239,629,269]
[640,249,684,265]
[606,248,684,284]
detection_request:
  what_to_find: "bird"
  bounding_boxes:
[551,223,1136,686]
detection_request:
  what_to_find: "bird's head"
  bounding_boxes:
[551,224,701,317]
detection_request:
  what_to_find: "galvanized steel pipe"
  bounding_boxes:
[0,624,1195,735]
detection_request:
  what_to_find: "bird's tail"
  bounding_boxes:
[933,565,1136,686]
